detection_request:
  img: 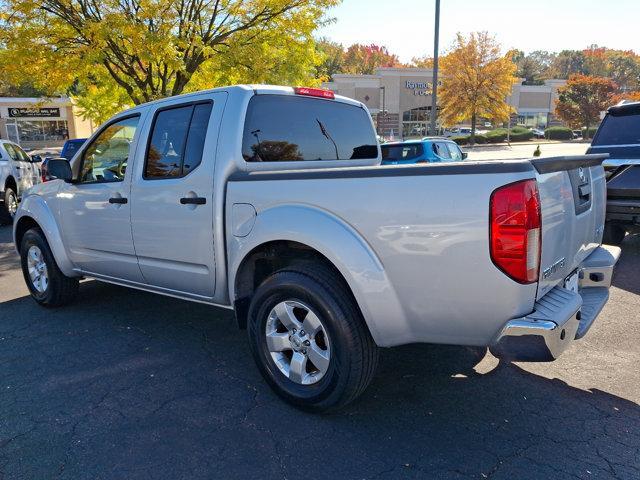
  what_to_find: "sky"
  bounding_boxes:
[318,0,640,63]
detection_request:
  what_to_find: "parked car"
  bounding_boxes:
[587,101,640,244]
[0,140,42,224]
[40,138,86,182]
[28,147,62,163]
[381,138,467,165]
[531,128,546,139]
[13,85,619,411]
[572,130,583,140]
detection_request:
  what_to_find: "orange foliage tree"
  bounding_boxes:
[555,75,618,138]
[341,44,402,75]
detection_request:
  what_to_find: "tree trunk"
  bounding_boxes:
[584,120,591,141]
[470,113,477,146]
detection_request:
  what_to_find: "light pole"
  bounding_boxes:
[379,86,386,138]
[429,0,440,136]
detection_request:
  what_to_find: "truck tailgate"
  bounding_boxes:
[533,155,608,300]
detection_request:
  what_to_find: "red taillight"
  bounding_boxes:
[293,87,335,99]
[490,179,541,284]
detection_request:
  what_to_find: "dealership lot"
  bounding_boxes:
[0,223,639,479]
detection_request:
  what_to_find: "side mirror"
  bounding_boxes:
[31,155,43,163]
[47,158,73,182]
[462,152,468,160]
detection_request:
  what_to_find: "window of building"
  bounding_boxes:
[242,95,378,162]
[4,119,69,143]
[402,107,433,139]
[144,101,213,179]
[517,113,548,129]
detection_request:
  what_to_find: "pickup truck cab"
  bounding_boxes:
[587,101,640,244]
[381,138,467,165]
[13,85,620,411]
[1,139,41,224]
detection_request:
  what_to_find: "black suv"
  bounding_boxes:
[587,101,640,244]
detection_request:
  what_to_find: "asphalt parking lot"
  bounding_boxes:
[1,224,639,480]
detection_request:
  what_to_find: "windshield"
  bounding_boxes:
[242,95,378,162]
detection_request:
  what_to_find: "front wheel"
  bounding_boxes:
[247,264,378,412]
[20,228,79,307]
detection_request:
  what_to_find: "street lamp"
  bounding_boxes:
[429,0,440,136]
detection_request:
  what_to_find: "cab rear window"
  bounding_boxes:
[593,112,640,146]
[242,95,378,162]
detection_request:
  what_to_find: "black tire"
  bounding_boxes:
[602,223,626,246]
[0,186,18,225]
[247,264,378,412]
[20,227,79,307]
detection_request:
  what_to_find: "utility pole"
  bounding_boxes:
[429,0,440,136]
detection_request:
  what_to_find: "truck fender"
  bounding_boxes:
[13,195,77,278]
[228,204,409,346]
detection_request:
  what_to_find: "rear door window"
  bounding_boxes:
[242,95,378,162]
[593,113,640,146]
[145,101,213,179]
[381,144,423,161]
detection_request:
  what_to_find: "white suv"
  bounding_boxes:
[0,140,41,224]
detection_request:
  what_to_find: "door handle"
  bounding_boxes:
[108,197,128,204]
[180,197,206,205]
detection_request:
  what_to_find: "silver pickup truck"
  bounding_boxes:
[13,85,620,411]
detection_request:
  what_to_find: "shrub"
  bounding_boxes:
[452,136,469,145]
[509,127,534,141]
[485,129,507,143]
[545,126,573,140]
[582,127,598,139]
[473,134,488,144]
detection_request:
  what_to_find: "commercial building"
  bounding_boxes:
[0,97,94,149]
[323,68,566,139]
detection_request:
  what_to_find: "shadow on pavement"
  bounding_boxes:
[1,277,638,479]
[612,233,640,295]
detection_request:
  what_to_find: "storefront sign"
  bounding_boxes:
[8,107,60,118]
[405,81,441,96]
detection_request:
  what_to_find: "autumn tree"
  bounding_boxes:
[555,75,618,138]
[512,50,554,85]
[548,50,588,79]
[341,44,402,75]
[410,56,433,68]
[439,32,517,144]
[315,38,345,81]
[0,0,337,113]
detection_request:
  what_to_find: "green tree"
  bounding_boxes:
[314,38,344,81]
[0,0,338,108]
[548,50,588,79]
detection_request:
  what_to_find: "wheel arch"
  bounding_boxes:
[13,197,77,277]
[228,204,407,346]
[5,175,17,192]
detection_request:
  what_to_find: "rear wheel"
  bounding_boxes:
[20,228,79,307]
[602,223,626,245]
[0,187,18,225]
[247,264,378,412]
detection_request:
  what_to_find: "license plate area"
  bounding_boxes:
[564,271,579,293]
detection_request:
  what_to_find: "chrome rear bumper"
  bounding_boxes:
[491,245,621,361]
